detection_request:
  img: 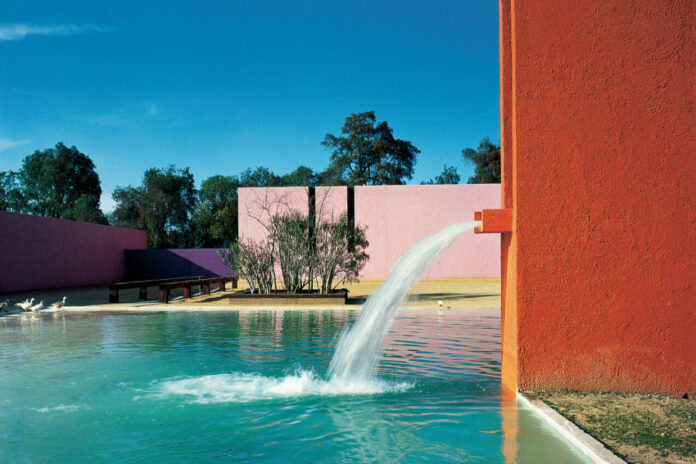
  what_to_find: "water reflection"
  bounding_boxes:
[499,387,594,464]
[0,308,594,463]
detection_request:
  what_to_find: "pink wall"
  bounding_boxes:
[0,211,147,292]
[238,187,309,242]
[316,186,347,220]
[238,184,501,279]
[355,185,500,279]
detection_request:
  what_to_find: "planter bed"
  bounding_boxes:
[227,289,348,305]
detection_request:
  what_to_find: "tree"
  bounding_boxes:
[0,171,23,211]
[422,165,461,185]
[239,167,281,187]
[109,186,143,230]
[111,166,197,248]
[191,166,322,248]
[462,137,501,183]
[281,165,320,187]
[192,175,240,248]
[322,111,420,185]
[1,143,107,223]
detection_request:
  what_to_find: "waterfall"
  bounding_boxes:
[153,221,480,403]
[328,221,480,382]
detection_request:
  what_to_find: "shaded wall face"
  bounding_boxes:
[125,249,234,281]
[238,185,501,280]
[503,0,695,396]
[0,211,147,292]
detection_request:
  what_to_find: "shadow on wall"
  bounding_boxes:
[125,249,233,281]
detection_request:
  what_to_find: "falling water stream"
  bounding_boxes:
[153,221,481,400]
[328,221,480,383]
[1,220,599,463]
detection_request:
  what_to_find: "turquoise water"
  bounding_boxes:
[0,309,592,463]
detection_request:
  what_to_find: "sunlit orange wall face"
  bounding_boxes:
[501,0,696,396]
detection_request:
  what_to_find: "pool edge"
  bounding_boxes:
[517,392,626,464]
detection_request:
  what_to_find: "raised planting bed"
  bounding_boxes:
[227,289,348,305]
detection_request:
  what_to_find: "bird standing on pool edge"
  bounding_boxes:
[51,297,67,310]
[29,301,44,313]
[16,298,34,312]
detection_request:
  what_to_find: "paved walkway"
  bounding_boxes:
[1,279,501,311]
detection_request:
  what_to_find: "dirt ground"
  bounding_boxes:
[0,279,501,311]
[533,391,696,464]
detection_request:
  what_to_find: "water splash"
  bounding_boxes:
[152,370,411,403]
[328,221,480,383]
[148,221,479,404]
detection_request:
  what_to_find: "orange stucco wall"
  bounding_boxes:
[499,0,696,396]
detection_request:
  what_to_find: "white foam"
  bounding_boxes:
[150,370,412,404]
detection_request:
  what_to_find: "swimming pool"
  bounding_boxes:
[0,309,592,463]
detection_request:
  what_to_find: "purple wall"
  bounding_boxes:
[238,184,501,280]
[0,211,147,292]
[125,249,234,281]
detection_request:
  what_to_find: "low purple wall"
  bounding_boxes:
[238,184,501,280]
[0,211,147,292]
[124,249,233,281]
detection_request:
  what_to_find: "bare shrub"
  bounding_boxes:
[315,213,369,293]
[220,187,370,295]
[269,211,314,294]
[218,239,275,294]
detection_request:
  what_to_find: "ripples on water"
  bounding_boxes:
[0,309,591,463]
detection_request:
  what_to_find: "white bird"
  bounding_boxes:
[15,298,34,311]
[0,300,8,312]
[50,296,67,310]
[437,300,445,313]
[29,301,44,313]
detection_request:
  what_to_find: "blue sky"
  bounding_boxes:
[0,0,500,212]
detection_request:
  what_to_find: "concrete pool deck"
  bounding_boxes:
[0,279,502,312]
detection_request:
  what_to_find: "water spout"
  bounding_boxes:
[328,221,481,382]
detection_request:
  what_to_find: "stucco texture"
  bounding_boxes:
[499,0,696,396]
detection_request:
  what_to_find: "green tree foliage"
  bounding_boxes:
[239,167,281,187]
[0,143,107,223]
[322,111,420,185]
[111,166,197,248]
[422,165,461,185]
[462,137,501,183]
[0,171,23,211]
[192,175,240,248]
[109,186,143,230]
[280,165,320,187]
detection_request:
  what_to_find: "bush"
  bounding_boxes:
[218,239,275,294]
[269,211,314,294]
[219,212,368,294]
[315,213,368,293]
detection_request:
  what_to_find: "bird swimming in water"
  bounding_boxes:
[0,300,8,312]
[50,296,67,310]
